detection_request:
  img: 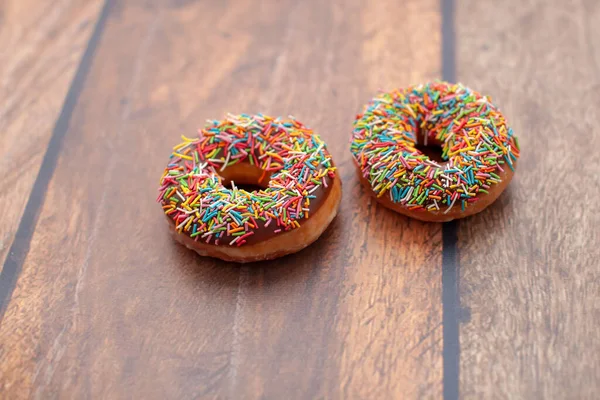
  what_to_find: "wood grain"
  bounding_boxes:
[0,0,444,399]
[225,2,443,398]
[0,0,105,273]
[456,0,600,398]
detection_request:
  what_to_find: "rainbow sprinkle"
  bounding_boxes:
[158,114,337,246]
[350,81,519,214]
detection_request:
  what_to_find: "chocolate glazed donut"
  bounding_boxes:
[158,114,342,262]
[351,81,519,222]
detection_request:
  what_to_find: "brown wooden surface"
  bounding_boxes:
[456,0,600,398]
[0,0,104,273]
[0,0,598,399]
[0,0,443,398]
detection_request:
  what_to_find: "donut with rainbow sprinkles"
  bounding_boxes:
[158,114,341,262]
[350,81,519,222]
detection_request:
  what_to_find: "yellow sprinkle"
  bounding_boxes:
[159,169,168,183]
[174,153,193,160]
[266,151,284,161]
[206,148,220,159]
[173,142,188,151]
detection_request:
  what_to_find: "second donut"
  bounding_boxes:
[350,81,520,222]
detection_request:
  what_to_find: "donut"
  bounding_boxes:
[157,114,342,262]
[350,81,519,222]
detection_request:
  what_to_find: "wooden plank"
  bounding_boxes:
[456,0,600,398]
[0,1,263,397]
[225,2,444,398]
[0,0,105,272]
[0,0,444,398]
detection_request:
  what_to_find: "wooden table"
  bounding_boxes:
[1,0,598,398]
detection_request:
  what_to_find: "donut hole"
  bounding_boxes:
[415,132,446,163]
[415,143,446,163]
[223,181,264,192]
[219,163,272,192]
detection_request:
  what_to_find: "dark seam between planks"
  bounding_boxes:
[441,0,460,399]
[0,0,113,324]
